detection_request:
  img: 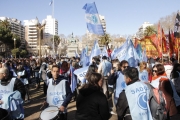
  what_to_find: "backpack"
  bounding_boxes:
[146,83,167,120]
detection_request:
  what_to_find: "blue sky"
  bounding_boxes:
[0,0,179,36]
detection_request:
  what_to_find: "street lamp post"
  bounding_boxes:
[34,17,46,63]
[14,38,16,59]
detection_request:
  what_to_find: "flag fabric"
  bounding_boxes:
[85,45,88,55]
[174,12,180,38]
[70,65,77,92]
[73,66,89,83]
[169,30,174,56]
[80,48,89,67]
[89,40,101,64]
[83,2,105,35]
[101,46,108,57]
[49,0,53,6]
[116,39,139,67]
[162,28,167,53]
[136,44,143,61]
[111,47,118,60]
[134,38,139,48]
[157,22,162,57]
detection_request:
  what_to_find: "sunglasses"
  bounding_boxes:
[152,70,157,73]
[123,66,129,69]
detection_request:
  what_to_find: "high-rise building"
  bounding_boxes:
[43,15,58,39]
[0,17,25,47]
[99,15,106,33]
[24,19,39,54]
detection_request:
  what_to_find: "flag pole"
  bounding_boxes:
[94,2,112,60]
[52,0,55,55]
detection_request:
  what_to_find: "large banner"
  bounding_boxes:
[73,66,88,83]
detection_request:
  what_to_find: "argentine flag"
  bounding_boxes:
[83,2,105,35]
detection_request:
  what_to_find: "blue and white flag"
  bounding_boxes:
[80,48,89,67]
[83,2,105,35]
[70,65,77,92]
[136,44,143,61]
[111,47,118,60]
[101,46,108,57]
[49,0,53,6]
[74,66,89,83]
[125,82,153,120]
[85,45,88,55]
[89,40,101,64]
[116,39,139,67]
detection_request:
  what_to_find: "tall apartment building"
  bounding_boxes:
[24,19,39,54]
[43,15,58,40]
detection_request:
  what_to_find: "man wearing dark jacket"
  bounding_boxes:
[0,67,26,120]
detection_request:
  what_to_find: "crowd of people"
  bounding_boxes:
[0,55,180,120]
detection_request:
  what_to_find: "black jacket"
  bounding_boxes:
[1,77,26,100]
[75,85,110,120]
[116,90,132,120]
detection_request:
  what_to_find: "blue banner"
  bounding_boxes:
[83,2,105,35]
[116,39,139,67]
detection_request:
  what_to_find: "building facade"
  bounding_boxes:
[0,17,25,56]
[24,19,39,55]
[43,15,58,40]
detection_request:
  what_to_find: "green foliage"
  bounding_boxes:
[20,50,27,57]
[11,48,19,56]
[144,26,157,37]
[51,35,61,47]
[0,20,21,49]
[0,20,13,47]
[99,34,111,46]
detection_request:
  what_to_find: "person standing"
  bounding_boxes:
[39,58,48,95]
[45,65,72,120]
[98,56,112,98]
[0,67,26,120]
[75,73,110,120]
[116,67,152,120]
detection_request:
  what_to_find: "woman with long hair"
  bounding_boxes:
[151,64,178,118]
[85,64,98,82]
[76,73,110,120]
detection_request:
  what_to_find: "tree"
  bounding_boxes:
[12,34,21,48]
[51,35,61,52]
[144,26,157,37]
[20,50,27,57]
[153,12,177,33]
[0,20,13,47]
[11,48,20,57]
[99,33,111,46]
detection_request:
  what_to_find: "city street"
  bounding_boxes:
[24,83,117,120]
